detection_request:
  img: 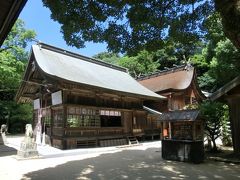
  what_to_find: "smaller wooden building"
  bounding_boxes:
[138,65,205,163]
[159,110,204,163]
[16,43,165,149]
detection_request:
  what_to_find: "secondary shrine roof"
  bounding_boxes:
[158,110,200,122]
[137,65,195,93]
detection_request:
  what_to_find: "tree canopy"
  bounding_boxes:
[43,0,215,55]
[214,0,240,49]
[200,101,229,152]
[0,19,36,133]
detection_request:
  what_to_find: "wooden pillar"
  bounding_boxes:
[163,122,166,139]
[227,97,240,154]
[192,122,196,141]
[168,122,172,139]
[62,90,67,129]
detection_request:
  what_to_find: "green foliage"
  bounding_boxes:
[118,50,159,78]
[93,50,160,78]
[190,53,209,74]
[221,105,232,146]
[43,0,214,54]
[197,39,240,92]
[208,40,240,88]
[190,13,240,92]
[1,19,36,61]
[200,101,229,151]
[198,72,216,91]
[0,51,25,91]
[0,101,32,133]
[214,0,240,49]
[93,52,120,65]
[0,19,36,133]
[202,13,225,44]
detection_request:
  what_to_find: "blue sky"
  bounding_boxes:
[19,0,107,57]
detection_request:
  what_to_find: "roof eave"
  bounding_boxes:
[15,48,34,103]
[210,75,240,101]
[0,0,28,46]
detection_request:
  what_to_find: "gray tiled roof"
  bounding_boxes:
[32,44,165,100]
[158,110,200,121]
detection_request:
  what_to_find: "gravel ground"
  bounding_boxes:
[0,135,240,180]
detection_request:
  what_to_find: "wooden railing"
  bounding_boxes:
[52,127,161,137]
[63,127,124,137]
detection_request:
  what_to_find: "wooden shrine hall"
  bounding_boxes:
[137,65,205,112]
[15,43,165,149]
[137,65,205,163]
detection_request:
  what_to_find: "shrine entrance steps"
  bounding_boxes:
[127,136,139,145]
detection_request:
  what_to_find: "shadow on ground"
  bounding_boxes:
[0,144,17,157]
[21,147,240,180]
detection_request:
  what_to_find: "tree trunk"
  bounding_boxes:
[207,136,212,151]
[211,135,218,152]
[214,0,240,49]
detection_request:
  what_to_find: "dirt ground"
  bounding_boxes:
[0,136,240,180]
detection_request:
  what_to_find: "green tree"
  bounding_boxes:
[43,0,240,51]
[200,101,227,152]
[118,50,159,77]
[0,19,36,133]
[208,40,240,88]
[189,13,240,92]
[197,39,240,92]
[221,105,232,146]
[93,52,120,65]
[93,50,160,78]
[214,0,240,49]
[42,0,214,54]
[1,19,36,61]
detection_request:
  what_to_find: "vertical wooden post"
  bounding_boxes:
[192,122,196,141]
[168,122,172,139]
[227,97,240,154]
[163,122,166,139]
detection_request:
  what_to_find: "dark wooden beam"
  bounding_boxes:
[227,97,240,154]
[30,78,43,84]
[22,93,36,98]
[0,0,28,46]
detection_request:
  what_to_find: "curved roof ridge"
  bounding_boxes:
[138,66,195,93]
[136,65,186,80]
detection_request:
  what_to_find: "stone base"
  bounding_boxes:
[17,149,39,159]
[0,135,4,145]
[0,133,7,145]
[17,137,39,159]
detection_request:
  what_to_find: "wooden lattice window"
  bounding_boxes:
[66,107,100,127]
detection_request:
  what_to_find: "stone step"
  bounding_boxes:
[127,136,139,145]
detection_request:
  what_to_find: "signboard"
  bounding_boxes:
[51,90,62,105]
[33,99,40,110]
